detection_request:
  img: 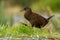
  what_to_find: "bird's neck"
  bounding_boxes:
[24,10,32,20]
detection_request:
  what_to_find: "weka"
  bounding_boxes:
[22,7,54,28]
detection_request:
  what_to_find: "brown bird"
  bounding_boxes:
[21,7,54,28]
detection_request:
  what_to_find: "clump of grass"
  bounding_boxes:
[0,25,6,37]
[0,23,60,38]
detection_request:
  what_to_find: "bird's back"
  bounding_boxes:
[30,13,48,22]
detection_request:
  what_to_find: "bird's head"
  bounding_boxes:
[20,7,32,12]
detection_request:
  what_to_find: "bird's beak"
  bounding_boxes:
[20,9,24,12]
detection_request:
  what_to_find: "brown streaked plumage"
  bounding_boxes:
[23,7,54,28]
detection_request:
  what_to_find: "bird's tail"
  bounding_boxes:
[47,15,54,20]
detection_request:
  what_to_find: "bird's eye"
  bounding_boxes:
[23,8,27,10]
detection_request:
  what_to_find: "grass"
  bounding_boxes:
[0,23,59,39]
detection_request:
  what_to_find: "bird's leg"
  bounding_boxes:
[29,20,34,27]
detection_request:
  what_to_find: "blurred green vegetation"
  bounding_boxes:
[31,0,60,12]
[3,0,60,11]
[51,17,60,32]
